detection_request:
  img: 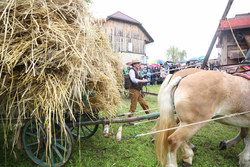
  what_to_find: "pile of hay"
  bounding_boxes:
[0,0,123,144]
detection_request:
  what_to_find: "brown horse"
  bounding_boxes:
[155,70,250,166]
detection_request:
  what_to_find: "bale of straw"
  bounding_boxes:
[0,0,123,146]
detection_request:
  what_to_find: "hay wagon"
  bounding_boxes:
[0,0,129,166]
[1,94,159,167]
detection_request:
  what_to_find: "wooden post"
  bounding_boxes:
[201,0,234,69]
[116,125,123,141]
[103,124,110,137]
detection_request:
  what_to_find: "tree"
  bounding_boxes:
[85,0,92,4]
[179,50,187,61]
[165,46,187,63]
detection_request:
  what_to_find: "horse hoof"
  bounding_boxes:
[151,138,155,144]
[182,161,191,167]
[219,141,227,150]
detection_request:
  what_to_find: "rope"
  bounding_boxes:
[126,110,250,139]
[226,19,246,58]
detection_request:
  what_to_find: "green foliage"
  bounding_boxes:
[85,0,92,4]
[165,46,187,63]
[0,85,244,167]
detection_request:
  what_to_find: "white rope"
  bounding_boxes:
[136,110,250,138]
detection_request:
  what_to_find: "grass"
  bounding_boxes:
[0,84,243,167]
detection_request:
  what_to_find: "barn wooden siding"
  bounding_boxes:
[103,20,150,54]
[218,29,250,65]
[217,13,250,65]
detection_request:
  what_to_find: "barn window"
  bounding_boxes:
[128,42,133,52]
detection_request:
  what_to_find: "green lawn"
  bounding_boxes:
[0,84,243,167]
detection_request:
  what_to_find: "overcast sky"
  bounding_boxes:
[89,0,250,62]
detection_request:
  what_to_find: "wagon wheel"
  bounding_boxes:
[22,120,74,167]
[70,123,98,139]
[69,112,99,139]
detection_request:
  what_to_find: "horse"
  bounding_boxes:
[154,68,248,150]
[155,70,250,167]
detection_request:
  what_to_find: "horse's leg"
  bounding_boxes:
[166,124,203,167]
[239,136,250,167]
[219,128,249,150]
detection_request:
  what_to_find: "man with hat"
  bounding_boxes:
[128,58,150,122]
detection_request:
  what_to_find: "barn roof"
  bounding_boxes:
[107,11,154,43]
[107,11,141,24]
[218,13,250,30]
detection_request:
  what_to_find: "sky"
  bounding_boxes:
[89,0,250,62]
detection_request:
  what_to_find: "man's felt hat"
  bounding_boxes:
[131,58,141,64]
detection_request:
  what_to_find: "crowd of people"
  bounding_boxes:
[123,63,184,86]
[124,65,161,86]
[123,59,223,89]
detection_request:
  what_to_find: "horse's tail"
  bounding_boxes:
[152,74,173,139]
[155,76,181,166]
[157,74,173,107]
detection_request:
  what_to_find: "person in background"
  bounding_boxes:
[128,58,150,122]
[146,68,152,86]
[154,66,160,85]
[165,63,169,75]
[160,66,166,79]
[123,66,130,74]
[140,66,147,79]
[168,64,175,74]
[151,66,156,85]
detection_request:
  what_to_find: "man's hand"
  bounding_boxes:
[139,79,148,83]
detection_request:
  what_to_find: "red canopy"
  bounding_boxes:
[219,14,250,30]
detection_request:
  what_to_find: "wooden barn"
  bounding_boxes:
[100,11,154,65]
[217,13,250,65]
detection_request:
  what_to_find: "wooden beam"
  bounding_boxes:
[142,91,158,96]
[68,112,160,126]
[201,0,234,69]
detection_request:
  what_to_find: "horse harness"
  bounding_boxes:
[171,75,188,106]
[233,65,250,80]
